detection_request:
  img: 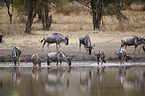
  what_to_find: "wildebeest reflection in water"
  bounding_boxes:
[80,67,105,91]
[10,67,21,84]
[43,67,71,93]
[1,65,145,96]
[80,71,93,91]
[32,66,41,80]
[119,66,145,89]
[97,66,105,83]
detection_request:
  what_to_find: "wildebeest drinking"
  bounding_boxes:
[12,47,22,65]
[95,50,106,65]
[41,33,69,51]
[79,35,95,55]
[31,53,41,67]
[115,48,127,64]
[47,51,71,66]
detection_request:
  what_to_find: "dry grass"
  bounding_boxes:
[0,6,145,48]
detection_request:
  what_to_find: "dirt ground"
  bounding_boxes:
[0,31,145,63]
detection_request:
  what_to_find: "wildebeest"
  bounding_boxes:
[79,35,95,55]
[31,53,41,67]
[121,36,145,53]
[95,50,106,65]
[47,51,71,66]
[41,33,69,51]
[115,48,127,64]
[12,47,22,65]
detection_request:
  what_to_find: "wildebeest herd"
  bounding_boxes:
[11,33,145,67]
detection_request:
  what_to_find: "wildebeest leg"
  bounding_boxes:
[56,43,61,51]
[57,61,58,66]
[60,61,62,66]
[85,48,88,53]
[125,45,127,51]
[138,45,142,53]
[97,54,100,65]
[58,43,61,49]
[100,58,102,65]
[32,60,36,66]
[12,58,14,65]
[120,57,123,65]
[134,45,138,53]
[47,43,49,49]
[122,57,124,64]
[56,43,58,51]
[79,42,81,53]
[18,57,20,65]
[42,41,46,51]
[138,44,145,53]
[47,56,51,66]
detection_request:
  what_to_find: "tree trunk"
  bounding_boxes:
[91,0,102,30]
[4,0,13,24]
[25,0,33,34]
[44,5,52,30]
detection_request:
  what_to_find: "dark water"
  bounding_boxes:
[0,66,145,96]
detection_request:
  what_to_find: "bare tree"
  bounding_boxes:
[91,0,103,30]
[43,5,52,30]
[4,0,13,23]
[25,0,34,34]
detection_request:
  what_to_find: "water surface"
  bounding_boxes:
[0,63,145,96]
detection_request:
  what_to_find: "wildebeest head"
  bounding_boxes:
[115,52,123,60]
[65,37,69,45]
[138,37,145,44]
[86,44,95,55]
[115,52,126,64]
[13,57,17,65]
[37,59,41,67]
[66,57,71,66]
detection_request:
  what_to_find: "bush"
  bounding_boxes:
[55,4,88,15]
[130,3,145,11]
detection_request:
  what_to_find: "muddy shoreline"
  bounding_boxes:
[0,42,145,63]
[0,49,145,63]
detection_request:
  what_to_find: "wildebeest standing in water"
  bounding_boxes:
[41,33,69,51]
[47,51,71,66]
[121,36,145,53]
[115,48,127,64]
[95,50,106,65]
[31,53,41,67]
[79,35,95,55]
[12,47,22,65]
